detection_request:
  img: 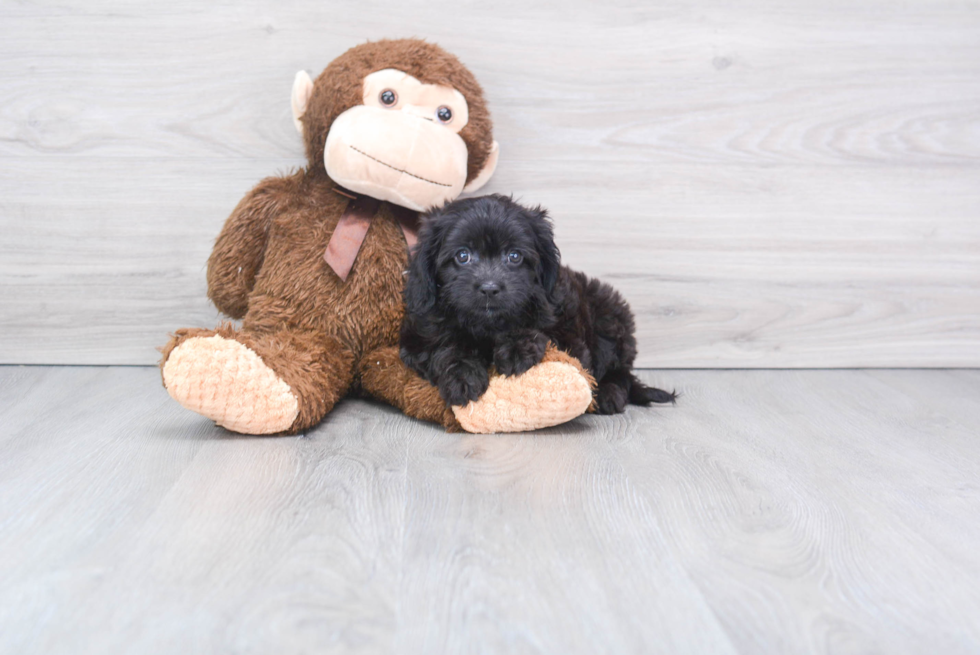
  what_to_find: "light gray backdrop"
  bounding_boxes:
[2,0,978,366]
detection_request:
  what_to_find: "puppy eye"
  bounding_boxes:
[507,250,523,265]
[380,89,398,107]
[436,106,453,123]
[455,249,471,264]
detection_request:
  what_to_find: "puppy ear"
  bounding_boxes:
[526,205,561,298]
[405,215,444,316]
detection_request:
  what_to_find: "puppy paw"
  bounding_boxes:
[438,360,490,406]
[493,332,548,377]
[595,382,628,414]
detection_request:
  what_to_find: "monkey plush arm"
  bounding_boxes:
[452,343,598,433]
[206,175,296,318]
[433,347,490,407]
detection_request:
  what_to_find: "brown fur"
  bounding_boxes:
[161,39,492,434]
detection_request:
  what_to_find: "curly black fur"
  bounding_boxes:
[400,194,676,413]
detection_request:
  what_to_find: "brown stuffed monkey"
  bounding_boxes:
[160,39,594,435]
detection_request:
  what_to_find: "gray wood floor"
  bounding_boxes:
[1,366,978,654]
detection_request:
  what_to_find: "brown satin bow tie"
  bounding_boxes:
[324,188,419,282]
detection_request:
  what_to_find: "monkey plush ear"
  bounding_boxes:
[291,70,314,135]
[463,140,499,194]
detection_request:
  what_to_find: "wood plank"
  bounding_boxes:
[2,1,978,164]
[2,366,980,652]
[1,0,979,366]
[616,369,980,654]
[0,366,410,654]
[393,421,735,653]
[2,159,977,366]
[865,368,980,435]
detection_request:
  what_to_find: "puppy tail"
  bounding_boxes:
[628,374,677,406]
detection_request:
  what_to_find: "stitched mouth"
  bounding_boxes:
[349,146,451,188]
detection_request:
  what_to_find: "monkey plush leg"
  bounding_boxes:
[160,324,353,435]
[452,344,596,434]
[359,346,463,431]
[361,344,595,434]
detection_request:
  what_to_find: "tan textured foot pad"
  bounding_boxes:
[452,361,594,434]
[162,335,299,435]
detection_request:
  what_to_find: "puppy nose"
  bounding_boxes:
[478,281,501,297]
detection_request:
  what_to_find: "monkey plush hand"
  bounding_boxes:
[160,39,594,435]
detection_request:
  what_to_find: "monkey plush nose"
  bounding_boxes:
[478,281,501,297]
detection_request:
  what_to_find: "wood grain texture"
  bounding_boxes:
[2,366,980,653]
[1,1,979,366]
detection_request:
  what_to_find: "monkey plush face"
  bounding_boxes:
[292,40,499,212]
[324,69,472,210]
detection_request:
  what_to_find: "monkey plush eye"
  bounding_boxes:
[507,250,523,264]
[379,89,398,106]
[454,249,471,264]
[437,106,453,123]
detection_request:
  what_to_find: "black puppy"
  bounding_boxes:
[400,194,676,413]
